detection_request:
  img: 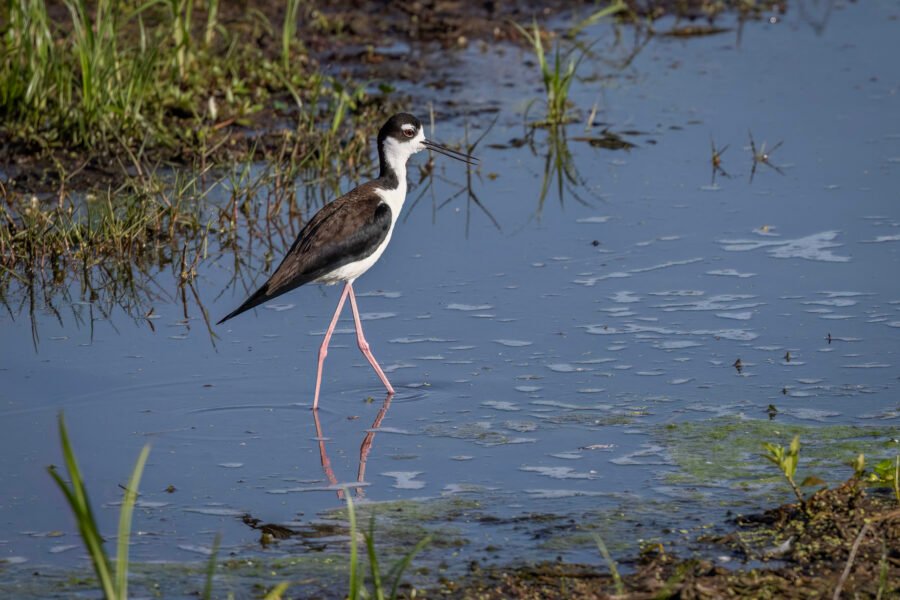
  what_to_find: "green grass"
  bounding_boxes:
[592,533,624,596]
[44,413,429,599]
[514,19,584,126]
[282,0,302,72]
[48,413,150,600]
[0,0,386,158]
[345,494,430,600]
[0,1,394,301]
[514,2,624,127]
[0,175,207,269]
[659,417,900,492]
[1,0,162,147]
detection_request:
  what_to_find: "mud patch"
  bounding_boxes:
[433,482,900,599]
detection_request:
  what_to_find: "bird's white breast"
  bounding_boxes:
[317,185,406,285]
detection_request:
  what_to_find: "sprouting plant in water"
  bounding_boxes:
[47,413,150,600]
[514,20,589,126]
[282,0,302,71]
[164,0,195,79]
[710,137,730,183]
[762,435,806,506]
[514,3,624,126]
[346,494,430,600]
[567,1,628,39]
[522,123,589,219]
[868,455,900,504]
[202,0,219,47]
[748,130,784,182]
[201,533,221,600]
[851,453,866,480]
[592,532,624,596]
[262,582,292,600]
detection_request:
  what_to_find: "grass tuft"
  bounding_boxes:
[514,2,624,127]
[346,493,430,600]
[47,413,150,600]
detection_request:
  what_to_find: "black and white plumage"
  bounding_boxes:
[218,113,476,409]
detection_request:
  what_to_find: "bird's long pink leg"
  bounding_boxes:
[313,283,351,410]
[347,283,395,396]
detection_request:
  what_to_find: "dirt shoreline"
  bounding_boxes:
[431,481,899,599]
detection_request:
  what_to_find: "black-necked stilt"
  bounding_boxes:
[218,113,477,409]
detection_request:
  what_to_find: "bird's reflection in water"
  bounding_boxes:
[313,394,393,500]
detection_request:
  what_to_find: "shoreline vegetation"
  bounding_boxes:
[24,416,900,599]
[0,0,788,320]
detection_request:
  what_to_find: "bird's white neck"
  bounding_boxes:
[379,137,410,188]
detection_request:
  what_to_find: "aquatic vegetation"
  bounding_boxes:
[867,455,900,503]
[660,418,900,490]
[710,137,730,183]
[48,413,149,600]
[44,413,428,599]
[747,131,785,182]
[567,1,629,39]
[514,19,591,126]
[0,169,216,345]
[345,494,430,600]
[592,533,624,596]
[762,435,806,505]
[534,124,587,214]
[0,0,399,331]
[201,533,221,600]
[515,3,624,126]
[0,125,396,345]
[282,0,302,72]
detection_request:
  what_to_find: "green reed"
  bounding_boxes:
[48,413,150,600]
[346,494,431,600]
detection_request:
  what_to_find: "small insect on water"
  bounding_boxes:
[218,113,477,410]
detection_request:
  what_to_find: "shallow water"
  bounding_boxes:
[2,1,899,591]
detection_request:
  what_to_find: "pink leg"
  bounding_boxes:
[347,283,395,396]
[313,283,351,410]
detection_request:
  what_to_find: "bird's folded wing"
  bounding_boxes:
[265,186,392,294]
[216,184,392,324]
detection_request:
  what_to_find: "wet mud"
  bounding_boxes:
[435,481,899,599]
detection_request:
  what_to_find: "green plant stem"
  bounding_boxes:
[347,493,360,599]
[115,443,150,598]
[47,412,151,600]
[593,533,624,596]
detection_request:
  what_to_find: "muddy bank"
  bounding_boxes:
[433,482,899,599]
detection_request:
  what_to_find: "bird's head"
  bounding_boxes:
[377,113,477,175]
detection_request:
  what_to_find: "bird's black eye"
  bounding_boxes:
[403,128,415,138]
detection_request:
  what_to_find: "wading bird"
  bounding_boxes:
[218,113,476,409]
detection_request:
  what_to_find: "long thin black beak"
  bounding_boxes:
[422,139,479,166]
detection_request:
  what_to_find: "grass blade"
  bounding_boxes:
[346,493,360,599]
[202,533,222,600]
[593,532,624,596]
[388,534,431,599]
[263,581,291,600]
[50,413,116,599]
[115,443,151,598]
[365,516,385,600]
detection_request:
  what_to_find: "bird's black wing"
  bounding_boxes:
[218,184,392,324]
